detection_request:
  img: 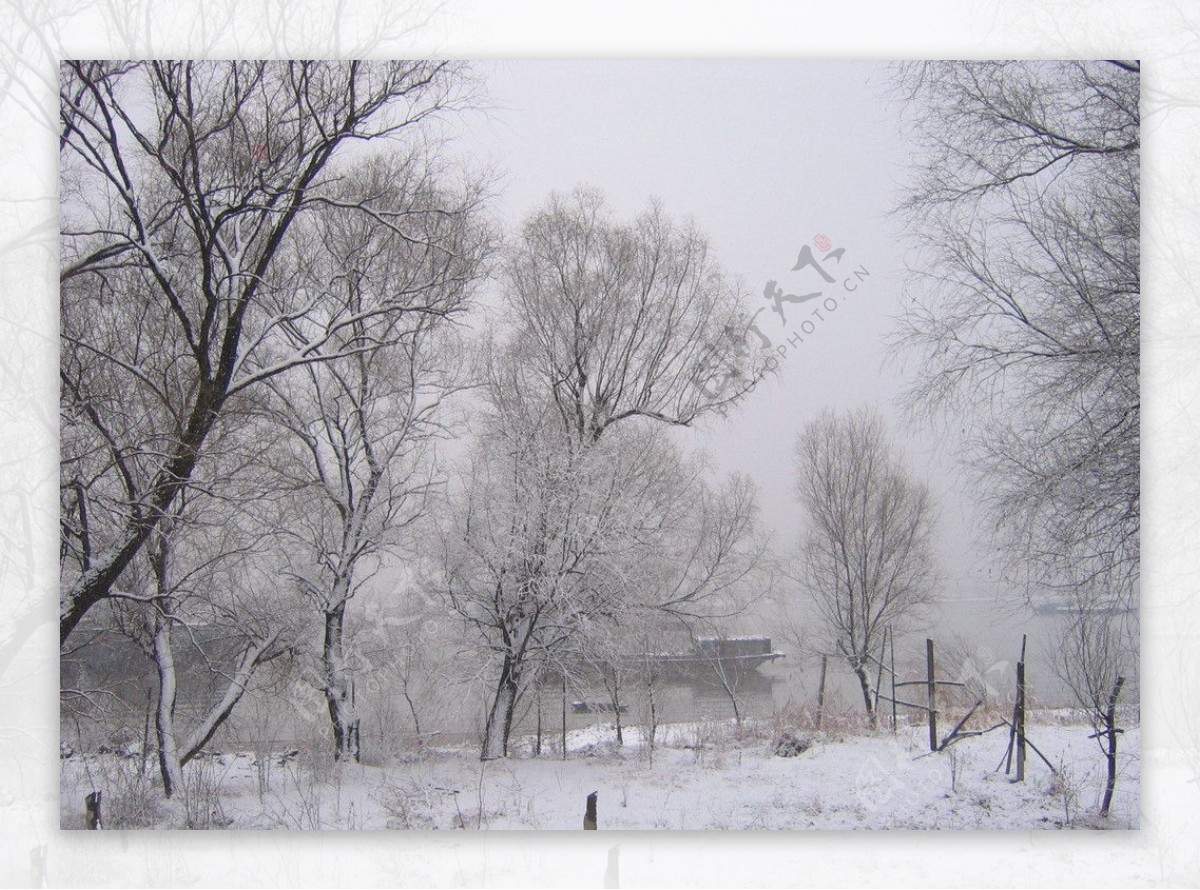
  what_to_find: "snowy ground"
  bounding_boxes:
[60,712,1139,830]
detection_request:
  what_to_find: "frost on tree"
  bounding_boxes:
[434,192,771,760]
[794,408,938,726]
[59,60,473,644]
[257,155,491,761]
[440,356,764,760]
[892,61,1140,608]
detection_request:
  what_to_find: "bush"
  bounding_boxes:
[774,731,812,757]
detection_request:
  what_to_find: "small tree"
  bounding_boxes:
[1052,600,1137,817]
[438,382,686,760]
[437,188,770,760]
[794,408,937,726]
[259,154,490,761]
[104,467,294,799]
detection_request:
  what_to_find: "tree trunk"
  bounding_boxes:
[151,599,184,798]
[401,682,423,746]
[717,667,743,726]
[323,602,359,762]
[1100,676,1126,817]
[605,673,624,745]
[535,685,543,756]
[147,555,281,789]
[482,656,521,761]
[854,661,876,728]
[180,633,280,764]
[647,673,657,766]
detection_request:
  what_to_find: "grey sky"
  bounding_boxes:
[446,59,997,611]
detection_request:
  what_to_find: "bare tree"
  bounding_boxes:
[437,189,770,760]
[59,60,475,644]
[438,372,676,759]
[628,616,673,763]
[794,408,937,725]
[142,535,290,798]
[1052,600,1137,817]
[259,156,491,761]
[890,61,1139,606]
[646,472,766,622]
[355,602,458,750]
[501,188,771,620]
[102,451,295,799]
[503,188,772,444]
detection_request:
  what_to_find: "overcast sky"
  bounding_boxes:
[445,60,1000,612]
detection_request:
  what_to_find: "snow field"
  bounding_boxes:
[59,713,1139,830]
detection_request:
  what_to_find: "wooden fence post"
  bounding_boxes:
[1015,660,1026,782]
[816,655,828,731]
[871,638,886,728]
[584,791,598,830]
[889,627,897,733]
[1002,634,1027,776]
[926,638,938,752]
[535,684,543,757]
[561,676,568,761]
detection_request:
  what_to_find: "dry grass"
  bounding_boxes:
[769,701,876,744]
[62,756,173,829]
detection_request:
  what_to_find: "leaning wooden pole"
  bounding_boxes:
[939,699,984,751]
[1002,634,1027,775]
[1002,692,1017,773]
[999,716,1058,773]
[872,637,887,725]
[1015,659,1026,782]
[926,638,938,752]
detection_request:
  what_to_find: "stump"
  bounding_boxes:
[85,791,102,830]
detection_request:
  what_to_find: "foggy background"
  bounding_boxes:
[444,60,1045,689]
[6,0,1191,880]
